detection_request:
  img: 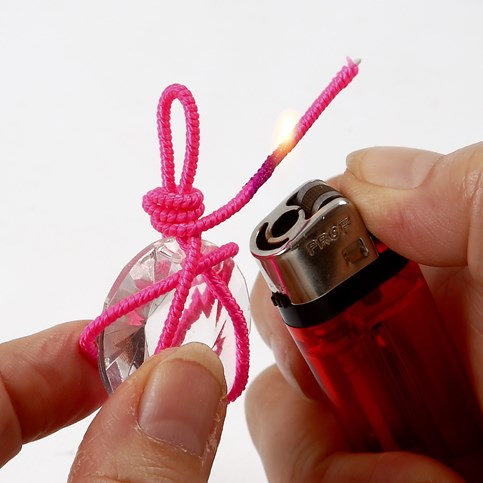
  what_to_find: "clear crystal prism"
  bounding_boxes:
[97,238,249,394]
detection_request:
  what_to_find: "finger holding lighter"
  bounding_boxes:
[246,143,483,482]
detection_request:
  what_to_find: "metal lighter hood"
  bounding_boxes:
[250,180,379,305]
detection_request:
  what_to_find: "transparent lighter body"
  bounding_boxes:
[287,257,483,478]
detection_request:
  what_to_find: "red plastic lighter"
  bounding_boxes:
[250,179,483,478]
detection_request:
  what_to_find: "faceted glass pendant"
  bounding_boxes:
[97,238,250,394]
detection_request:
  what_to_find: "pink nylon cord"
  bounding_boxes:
[79,58,359,402]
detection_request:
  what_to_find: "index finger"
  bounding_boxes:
[0,320,106,467]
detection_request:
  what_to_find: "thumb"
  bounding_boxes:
[68,343,227,483]
[340,143,483,283]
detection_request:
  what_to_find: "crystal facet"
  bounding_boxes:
[98,238,250,394]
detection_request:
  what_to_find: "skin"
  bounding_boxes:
[246,143,483,482]
[0,326,227,482]
[0,143,481,482]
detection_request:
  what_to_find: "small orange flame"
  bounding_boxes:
[273,109,300,148]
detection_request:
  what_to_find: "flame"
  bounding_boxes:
[273,109,300,147]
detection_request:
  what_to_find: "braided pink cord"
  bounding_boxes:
[79,58,359,402]
[171,256,235,348]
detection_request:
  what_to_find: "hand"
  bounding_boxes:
[246,143,483,482]
[0,321,227,482]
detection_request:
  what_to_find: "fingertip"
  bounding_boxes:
[70,343,227,482]
[340,144,483,270]
[250,273,272,336]
[138,343,226,457]
[346,146,441,189]
[250,274,322,400]
[245,365,282,431]
[270,333,323,400]
[326,174,342,191]
[0,320,106,460]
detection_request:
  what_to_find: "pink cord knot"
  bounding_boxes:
[143,186,205,233]
[140,84,210,239]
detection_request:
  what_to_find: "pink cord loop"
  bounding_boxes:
[143,84,206,236]
[158,84,200,192]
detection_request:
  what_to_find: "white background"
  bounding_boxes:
[0,1,482,481]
